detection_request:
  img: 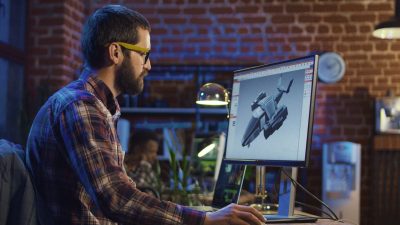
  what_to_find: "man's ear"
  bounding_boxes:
[107,43,123,65]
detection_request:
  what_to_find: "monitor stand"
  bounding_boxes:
[262,167,318,223]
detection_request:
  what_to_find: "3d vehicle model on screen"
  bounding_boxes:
[241,77,294,147]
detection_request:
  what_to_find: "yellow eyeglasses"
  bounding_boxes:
[116,42,150,64]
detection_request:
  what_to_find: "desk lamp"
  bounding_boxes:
[196,83,230,119]
[196,83,229,106]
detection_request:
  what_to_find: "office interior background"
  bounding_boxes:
[1,0,399,225]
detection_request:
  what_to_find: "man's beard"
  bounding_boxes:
[115,57,147,95]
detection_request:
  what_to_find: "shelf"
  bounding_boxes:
[373,134,400,151]
[121,107,228,115]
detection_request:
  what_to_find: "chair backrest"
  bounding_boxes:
[0,139,38,225]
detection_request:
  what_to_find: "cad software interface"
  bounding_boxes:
[225,56,316,163]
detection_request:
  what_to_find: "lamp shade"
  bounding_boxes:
[373,0,400,39]
[196,83,229,106]
[373,18,400,39]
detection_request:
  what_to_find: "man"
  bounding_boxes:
[26,5,266,225]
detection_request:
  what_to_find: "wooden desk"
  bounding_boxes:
[261,210,352,225]
[304,219,351,225]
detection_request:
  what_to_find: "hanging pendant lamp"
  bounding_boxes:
[373,0,400,39]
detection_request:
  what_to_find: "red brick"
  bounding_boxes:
[157,8,181,14]
[236,6,259,13]
[371,54,396,60]
[164,18,187,24]
[263,5,284,13]
[315,36,340,42]
[286,4,311,13]
[313,4,338,12]
[271,15,294,23]
[190,18,212,25]
[243,17,266,23]
[218,17,241,23]
[288,36,312,42]
[210,7,234,14]
[367,3,392,11]
[339,3,365,12]
[183,7,206,14]
[350,14,376,22]
[324,15,348,23]
[342,35,366,42]
[299,15,322,23]
[375,43,389,51]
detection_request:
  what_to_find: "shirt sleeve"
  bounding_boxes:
[58,100,206,225]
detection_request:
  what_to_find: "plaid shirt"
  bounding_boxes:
[26,71,205,225]
[126,160,160,193]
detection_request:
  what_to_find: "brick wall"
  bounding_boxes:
[26,0,400,224]
[26,0,85,116]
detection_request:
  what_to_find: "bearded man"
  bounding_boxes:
[26,4,265,225]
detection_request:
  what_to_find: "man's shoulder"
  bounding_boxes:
[51,80,96,107]
[40,80,102,119]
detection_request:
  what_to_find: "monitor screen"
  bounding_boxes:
[225,55,318,167]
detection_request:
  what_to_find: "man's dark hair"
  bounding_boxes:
[81,5,151,69]
[128,129,159,154]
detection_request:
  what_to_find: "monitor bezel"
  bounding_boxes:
[224,55,319,168]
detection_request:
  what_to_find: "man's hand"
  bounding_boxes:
[203,203,266,225]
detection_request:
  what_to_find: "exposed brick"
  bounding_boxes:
[243,17,266,23]
[367,3,392,11]
[190,18,212,25]
[342,35,367,42]
[157,8,181,14]
[317,25,329,34]
[371,54,396,61]
[331,25,343,33]
[218,17,241,23]
[350,14,376,22]
[375,43,389,51]
[339,3,365,12]
[313,4,338,12]
[291,26,303,33]
[286,4,311,13]
[299,15,322,23]
[315,36,339,42]
[183,7,206,14]
[263,5,284,13]
[271,15,295,24]
[324,15,348,23]
[164,18,187,24]
[305,25,315,33]
[236,6,259,13]
[288,36,312,42]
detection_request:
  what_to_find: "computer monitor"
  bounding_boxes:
[225,55,318,167]
[224,55,319,222]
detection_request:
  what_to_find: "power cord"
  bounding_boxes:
[280,168,340,221]
[295,200,336,221]
[264,172,338,221]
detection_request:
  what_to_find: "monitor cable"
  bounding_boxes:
[294,200,337,221]
[280,168,340,221]
[267,172,338,221]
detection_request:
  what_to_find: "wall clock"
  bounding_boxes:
[318,52,346,83]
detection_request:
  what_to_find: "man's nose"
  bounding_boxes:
[144,58,151,71]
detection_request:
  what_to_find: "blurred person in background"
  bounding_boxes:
[124,129,161,197]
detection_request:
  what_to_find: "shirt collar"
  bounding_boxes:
[79,69,120,117]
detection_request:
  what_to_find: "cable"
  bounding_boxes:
[337,219,359,225]
[295,201,336,221]
[265,174,337,221]
[280,168,339,221]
